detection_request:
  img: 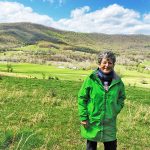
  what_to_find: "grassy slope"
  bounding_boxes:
[0,75,150,150]
[1,22,150,53]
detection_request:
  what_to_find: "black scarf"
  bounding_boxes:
[98,68,114,86]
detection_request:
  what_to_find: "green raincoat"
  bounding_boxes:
[78,69,126,142]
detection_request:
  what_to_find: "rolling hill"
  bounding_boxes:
[0,22,149,67]
[0,22,150,50]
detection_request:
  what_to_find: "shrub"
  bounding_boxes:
[41,73,46,79]
[54,76,59,80]
[48,75,54,80]
[6,63,13,72]
[140,80,148,84]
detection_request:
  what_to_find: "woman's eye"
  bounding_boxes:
[102,62,112,65]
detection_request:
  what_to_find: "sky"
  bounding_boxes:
[0,0,150,34]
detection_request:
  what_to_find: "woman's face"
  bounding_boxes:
[99,58,114,74]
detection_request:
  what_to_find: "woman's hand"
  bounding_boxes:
[81,120,88,128]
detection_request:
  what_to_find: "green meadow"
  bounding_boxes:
[0,62,150,88]
[0,76,150,150]
[0,63,91,81]
[0,62,150,149]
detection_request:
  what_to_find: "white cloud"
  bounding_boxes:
[42,0,65,6]
[143,13,150,23]
[70,6,90,18]
[58,0,64,6]
[0,1,55,26]
[0,2,150,34]
[55,4,148,34]
[42,0,54,3]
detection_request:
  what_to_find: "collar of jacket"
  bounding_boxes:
[89,68,121,87]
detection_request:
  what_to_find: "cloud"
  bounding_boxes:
[0,2,150,34]
[55,4,149,34]
[42,0,54,3]
[58,0,64,6]
[143,13,150,23]
[0,1,55,26]
[70,6,90,18]
[42,0,65,6]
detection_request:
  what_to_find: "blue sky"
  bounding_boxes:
[0,0,150,34]
[2,0,150,20]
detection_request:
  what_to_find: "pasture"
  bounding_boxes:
[0,62,150,88]
[0,62,150,149]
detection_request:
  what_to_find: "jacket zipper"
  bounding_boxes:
[101,87,107,141]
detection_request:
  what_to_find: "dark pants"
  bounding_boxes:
[86,140,117,150]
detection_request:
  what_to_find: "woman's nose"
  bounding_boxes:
[105,63,109,67]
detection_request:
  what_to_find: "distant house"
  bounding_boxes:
[145,66,150,70]
[58,66,65,69]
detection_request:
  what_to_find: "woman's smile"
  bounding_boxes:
[99,58,114,74]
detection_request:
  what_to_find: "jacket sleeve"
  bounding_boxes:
[117,81,126,113]
[78,77,91,121]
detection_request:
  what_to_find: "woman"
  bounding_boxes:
[78,51,126,150]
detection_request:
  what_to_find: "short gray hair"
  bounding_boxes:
[98,51,116,64]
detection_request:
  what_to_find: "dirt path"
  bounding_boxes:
[0,72,32,78]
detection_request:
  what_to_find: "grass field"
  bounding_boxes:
[0,75,150,150]
[0,63,91,81]
[0,62,150,149]
[0,62,150,88]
